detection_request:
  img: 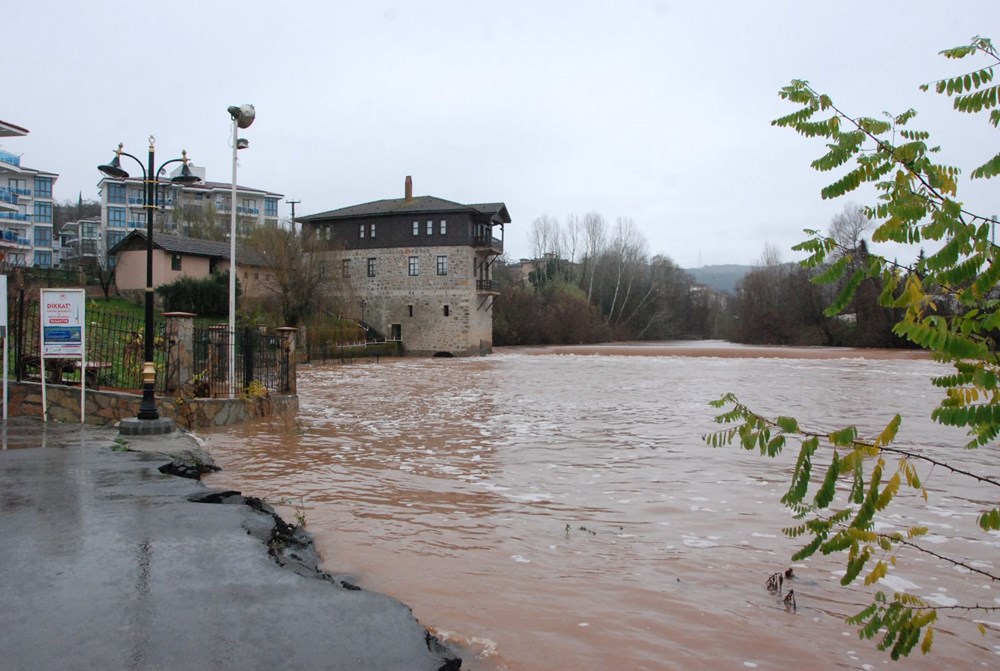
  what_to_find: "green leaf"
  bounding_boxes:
[813,452,841,509]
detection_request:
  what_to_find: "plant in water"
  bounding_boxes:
[706,36,1000,659]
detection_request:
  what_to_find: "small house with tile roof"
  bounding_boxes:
[108,231,275,299]
[298,176,510,356]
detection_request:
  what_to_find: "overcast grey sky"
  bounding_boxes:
[6,1,998,268]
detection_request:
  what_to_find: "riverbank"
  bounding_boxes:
[497,339,933,360]
[0,417,460,671]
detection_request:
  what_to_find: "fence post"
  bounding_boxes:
[163,312,196,393]
[276,327,298,393]
[208,325,228,397]
[241,326,254,394]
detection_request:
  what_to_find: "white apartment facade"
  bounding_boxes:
[0,120,58,268]
[96,164,283,255]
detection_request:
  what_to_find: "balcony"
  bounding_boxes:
[237,206,259,216]
[473,235,503,253]
[0,212,30,222]
[1,229,31,247]
[476,279,499,294]
[0,149,21,169]
[0,186,17,211]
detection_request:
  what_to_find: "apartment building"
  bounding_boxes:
[298,176,509,356]
[0,120,58,267]
[96,164,283,253]
[59,216,102,269]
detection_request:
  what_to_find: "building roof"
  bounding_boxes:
[300,196,511,225]
[0,120,29,137]
[108,231,268,266]
[96,177,282,199]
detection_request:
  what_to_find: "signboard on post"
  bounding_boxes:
[40,288,87,423]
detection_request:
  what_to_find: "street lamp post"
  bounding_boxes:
[98,137,200,431]
[227,104,255,395]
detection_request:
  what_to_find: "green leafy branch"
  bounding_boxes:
[708,38,1000,658]
[706,394,1000,658]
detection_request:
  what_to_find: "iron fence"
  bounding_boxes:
[192,326,291,398]
[7,291,168,392]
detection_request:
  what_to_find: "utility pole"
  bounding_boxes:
[286,199,300,233]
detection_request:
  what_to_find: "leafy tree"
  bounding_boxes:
[156,272,233,316]
[707,36,1000,658]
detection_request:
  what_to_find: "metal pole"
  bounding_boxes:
[138,137,159,420]
[229,119,238,395]
[286,199,299,233]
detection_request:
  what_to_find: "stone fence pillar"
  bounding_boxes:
[163,312,196,393]
[276,326,298,393]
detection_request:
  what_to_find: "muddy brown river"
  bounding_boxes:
[203,342,1000,670]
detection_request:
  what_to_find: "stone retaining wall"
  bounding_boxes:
[6,381,298,429]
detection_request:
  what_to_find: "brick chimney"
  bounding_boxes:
[404,175,413,203]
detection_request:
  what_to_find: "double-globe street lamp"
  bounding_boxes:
[98,137,200,428]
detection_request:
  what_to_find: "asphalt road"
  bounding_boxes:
[0,418,460,671]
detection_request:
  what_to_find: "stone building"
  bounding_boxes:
[298,177,510,356]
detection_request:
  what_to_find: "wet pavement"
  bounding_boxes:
[0,418,459,671]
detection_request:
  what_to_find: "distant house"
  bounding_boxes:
[108,231,275,299]
[298,176,510,356]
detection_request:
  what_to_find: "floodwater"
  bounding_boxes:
[203,342,1000,670]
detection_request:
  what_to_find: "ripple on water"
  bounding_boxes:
[204,352,997,671]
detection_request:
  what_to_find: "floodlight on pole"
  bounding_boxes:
[228,104,254,395]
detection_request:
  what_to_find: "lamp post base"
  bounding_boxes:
[119,417,176,436]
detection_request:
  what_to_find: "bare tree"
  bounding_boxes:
[246,221,332,326]
[529,215,562,286]
[828,203,871,253]
[606,216,648,325]
[581,211,607,302]
[564,214,581,282]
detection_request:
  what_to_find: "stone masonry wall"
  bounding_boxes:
[6,381,298,429]
[342,244,493,356]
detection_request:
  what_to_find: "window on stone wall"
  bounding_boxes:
[408,256,419,276]
[342,259,350,278]
[367,257,376,277]
[436,255,448,276]
[408,305,413,317]
[443,305,450,317]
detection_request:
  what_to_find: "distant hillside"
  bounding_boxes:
[684,264,751,295]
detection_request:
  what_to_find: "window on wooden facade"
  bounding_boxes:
[412,221,419,236]
[426,220,432,235]
[440,219,447,235]
[370,223,376,239]
[359,224,365,238]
